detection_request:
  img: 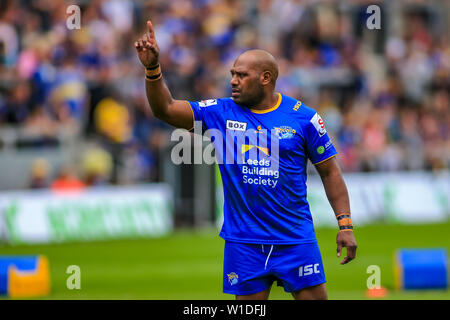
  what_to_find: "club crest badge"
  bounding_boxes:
[227,272,239,285]
[274,126,296,139]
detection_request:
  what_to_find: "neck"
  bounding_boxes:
[251,92,279,111]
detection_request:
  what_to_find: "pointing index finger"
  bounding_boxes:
[147,20,155,40]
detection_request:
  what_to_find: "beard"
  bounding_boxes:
[232,83,265,108]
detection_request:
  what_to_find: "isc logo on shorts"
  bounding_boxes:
[226,120,247,131]
[299,263,320,277]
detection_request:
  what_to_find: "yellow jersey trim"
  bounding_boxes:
[186,100,195,131]
[313,154,338,165]
[250,93,282,114]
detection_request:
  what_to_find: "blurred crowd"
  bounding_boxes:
[0,0,448,189]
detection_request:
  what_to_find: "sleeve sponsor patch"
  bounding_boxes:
[198,99,217,107]
[310,113,327,137]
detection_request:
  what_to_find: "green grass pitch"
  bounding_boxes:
[0,222,449,300]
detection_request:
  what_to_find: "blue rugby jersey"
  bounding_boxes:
[189,93,338,244]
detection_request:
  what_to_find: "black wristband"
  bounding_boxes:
[145,73,162,81]
[146,64,160,71]
[337,214,351,221]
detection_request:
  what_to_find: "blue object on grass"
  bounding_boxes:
[396,249,448,290]
[0,256,38,295]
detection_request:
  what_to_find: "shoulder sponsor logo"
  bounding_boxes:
[226,120,247,131]
[293,101,302,111]
[198,99,217,107]
[310,113,326,137]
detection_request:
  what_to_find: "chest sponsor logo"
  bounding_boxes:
[310,113,327,137]
[242,144,270,156]
[226,120,248,131]
[198,99,217,107]
[240,140,279,188]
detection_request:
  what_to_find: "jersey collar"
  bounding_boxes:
[250,93,282,114]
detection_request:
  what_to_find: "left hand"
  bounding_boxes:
[336,230,357,265]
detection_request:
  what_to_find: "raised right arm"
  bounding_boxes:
[135,21,194,130]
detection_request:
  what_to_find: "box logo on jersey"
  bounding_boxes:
[226,120,247,131]
[310,113,327,137]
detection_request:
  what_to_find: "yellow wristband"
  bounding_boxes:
[336,213,353,230]
[145,64,161,77]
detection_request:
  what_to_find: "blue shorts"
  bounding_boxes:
[223,240,326,295]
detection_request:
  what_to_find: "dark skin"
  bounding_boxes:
[317,157,358,267]
[135,21,357,301]
[229,49,279,109]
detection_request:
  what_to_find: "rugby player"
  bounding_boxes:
[135,21,357,300]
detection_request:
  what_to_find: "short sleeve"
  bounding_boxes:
[304,112,338,164]
[188,99,220,134]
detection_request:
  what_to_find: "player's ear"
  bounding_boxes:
[260,71,272,85]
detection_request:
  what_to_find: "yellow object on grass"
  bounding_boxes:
[8,255,50,298]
